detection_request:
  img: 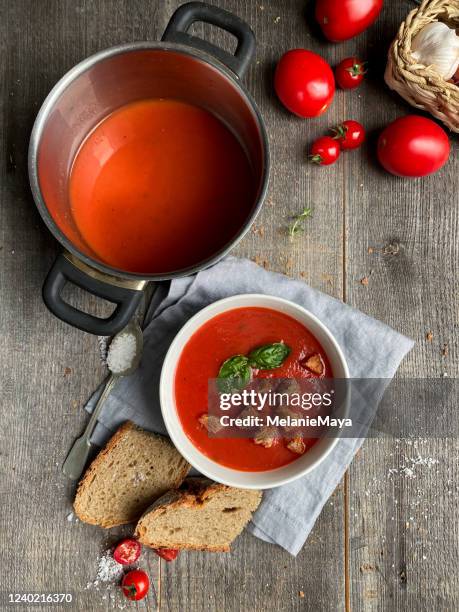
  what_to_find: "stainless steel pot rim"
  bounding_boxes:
[28,40,270,282]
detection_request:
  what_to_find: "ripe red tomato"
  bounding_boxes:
[153,548,179,562]
[332,121,366,150]
[310,137,341,165]
[316,0,383,42]
[335,58,366,90]
[121,569,150,601]
[377,116,450,178]
[113,538,142,565]
[274,49,335,118]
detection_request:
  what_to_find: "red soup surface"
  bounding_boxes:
[174,307,333,471]
[69,99,255,274]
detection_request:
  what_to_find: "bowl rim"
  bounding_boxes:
[159,293,350,489]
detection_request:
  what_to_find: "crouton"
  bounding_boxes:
[302,354,324,375]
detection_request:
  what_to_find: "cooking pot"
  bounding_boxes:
[28,2,269,336]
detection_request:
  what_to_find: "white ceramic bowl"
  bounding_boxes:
[160,294,349,489]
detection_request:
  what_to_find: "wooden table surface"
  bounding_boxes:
[1,0,458,610]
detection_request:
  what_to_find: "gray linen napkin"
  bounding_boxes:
[86,256,414,556]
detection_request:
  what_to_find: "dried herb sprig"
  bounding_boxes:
[288,207,312,238]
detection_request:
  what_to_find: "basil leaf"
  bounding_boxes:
[217,355,251,392]
[248,342,291,370]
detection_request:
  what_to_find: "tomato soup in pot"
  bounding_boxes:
[174,307,333,472]
[69,99,255,274]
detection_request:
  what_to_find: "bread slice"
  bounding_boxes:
[135,478,262,552]
[74,421,190,528]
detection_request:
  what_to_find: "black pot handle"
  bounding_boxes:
[42,253,144,336]
[162,1,255,79]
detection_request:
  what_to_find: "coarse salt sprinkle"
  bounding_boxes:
[107,332,138,374]
[86,550,124,589]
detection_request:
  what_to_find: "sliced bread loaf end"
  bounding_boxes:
[135,478,262,552]
[74,421,190,528]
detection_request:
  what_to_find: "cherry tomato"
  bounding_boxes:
[113,538,142,565]
[377,116,450,178]
[153,548,180,562]
[310,137,341,166]
[121,569,150,601]
[316,0,383,42]
[332,121,366,150]
[274,49,335,118]
[335,58,366,90]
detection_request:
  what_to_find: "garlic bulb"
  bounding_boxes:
[411,21,459,80]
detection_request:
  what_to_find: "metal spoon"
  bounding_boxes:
[62,320,143,480]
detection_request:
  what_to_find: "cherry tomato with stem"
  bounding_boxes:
[377,115,450,178]
[332,121,366,150]
[274,49,335,118]
[113,539,142,565]
[153,548,180,562]
[335,58,366,90]
[316,0,383,42]
[121,569,150,601]
[309,137,341,166]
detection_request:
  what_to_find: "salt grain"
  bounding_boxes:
[96,552,124,584]
[86,550,124,590]
[388,449,439,479]
[107,332,138,374]
[410,455,438,468]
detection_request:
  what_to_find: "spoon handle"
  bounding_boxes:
[62,374,118,480]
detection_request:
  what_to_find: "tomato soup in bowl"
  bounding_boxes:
[160,294,350,490]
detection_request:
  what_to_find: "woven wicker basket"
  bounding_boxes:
[385,0,459,132]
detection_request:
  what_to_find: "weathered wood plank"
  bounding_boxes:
[0,1,163,610]
[159,1,347,610]
[344,1,459,610]
[1,0,347,610]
